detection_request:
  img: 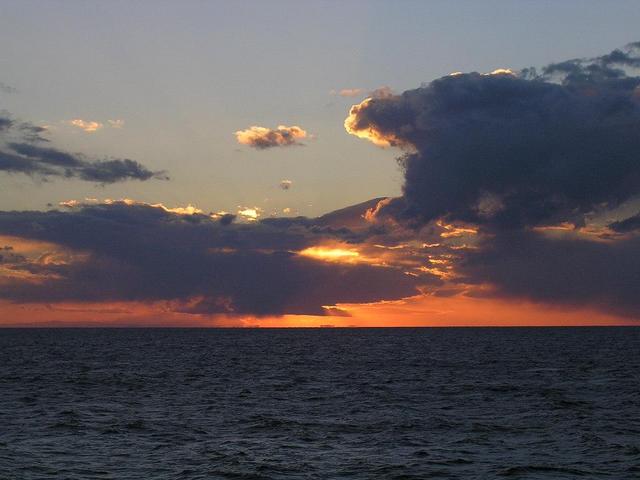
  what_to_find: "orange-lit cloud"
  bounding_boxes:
[330,88,365,97]
[299,246,362,263]
[59,198,203,216]
[485,68,515,76]
[67,119,103,132]
[235,125,307,149]
[363,197,395,222]
[237,206,262,221]
[66,118,125,132]
[436,221,478,238]
[344,98,400,147]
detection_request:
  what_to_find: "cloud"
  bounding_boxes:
[344,97,401,147]
[237,206,262,221]
[458,231,640,317]
[235,125,308,149]
[609,212,640,233]
[345,43,640,230]
[331,88,365,97]
[0,113,48,142]
[0,112,166,183]
[66,119,125,132]
[0,200,425,317]
[68,119,103,132]
[218,213,236,226]
[279,179,293,190]
[369,86,394,99]
[331,86,393,99]
[342,42,640,318]
[532,41,640,84]
[59,198,203,216]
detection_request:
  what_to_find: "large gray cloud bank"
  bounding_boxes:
[346,42,640,317]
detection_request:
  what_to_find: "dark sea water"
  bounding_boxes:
[1,327,639,479]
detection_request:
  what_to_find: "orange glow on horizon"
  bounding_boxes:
[0,293,636,328]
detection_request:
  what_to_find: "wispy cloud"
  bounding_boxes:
[67,118,125,132]
[0,111,166,183]
[330,88,365,97]
[330,86,394,99]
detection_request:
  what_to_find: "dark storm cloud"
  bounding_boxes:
[218,213,236,226]
[458,231,640,317]
[346,43,640,230]
[0,113,166,183]
[344,43,640,318]
[0,202,425,316]
[609,212,640,233]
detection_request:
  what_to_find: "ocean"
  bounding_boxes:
[1,327,639,479]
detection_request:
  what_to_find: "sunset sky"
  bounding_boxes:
[1,1,640,326]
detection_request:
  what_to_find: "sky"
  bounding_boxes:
[1,1,640,327]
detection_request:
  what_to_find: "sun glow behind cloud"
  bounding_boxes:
[298,246,361,262]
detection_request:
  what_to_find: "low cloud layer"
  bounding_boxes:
[0,200,427,317]
[0,112,166,183]
[344,42,640,318]
[458,231,640,317]
[235,125,307,149]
